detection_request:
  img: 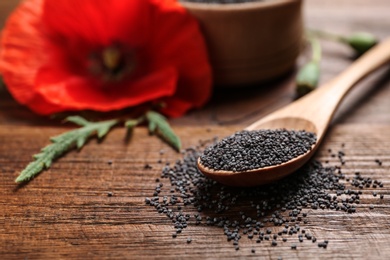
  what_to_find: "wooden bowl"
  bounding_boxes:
[181,0,304,87]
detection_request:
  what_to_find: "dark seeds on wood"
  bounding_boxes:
[200,129,317,172]
[375,159,382,166]
[146,139,384,252]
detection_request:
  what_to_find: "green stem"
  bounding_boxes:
[308,35,322,63]
[295,34,322,97]
[308,29,347,44]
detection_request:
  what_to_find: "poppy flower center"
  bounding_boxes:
[88,45,135,83]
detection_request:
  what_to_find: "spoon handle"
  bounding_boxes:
[247,37,390,136]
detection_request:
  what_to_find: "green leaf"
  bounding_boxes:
[124,117,144,142]
[76,135,89,149]
[148,121,157,134]
[125,117,144,131]
[146,111,181,152]
[15,117,119,183]
[65,115,91,126]
[97,122,117,138]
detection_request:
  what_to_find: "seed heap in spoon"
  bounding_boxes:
[199,129,317,172]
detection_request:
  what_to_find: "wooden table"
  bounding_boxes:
[1,0,390,259]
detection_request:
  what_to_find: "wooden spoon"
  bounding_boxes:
[198,37,390,187]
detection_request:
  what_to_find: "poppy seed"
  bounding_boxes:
[147,139,384,252]
[199,129,316,172]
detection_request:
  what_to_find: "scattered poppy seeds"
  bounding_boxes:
[146,138,384,252]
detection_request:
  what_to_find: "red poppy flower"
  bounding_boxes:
[0,0,212,117]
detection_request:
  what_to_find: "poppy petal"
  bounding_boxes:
[146,1,212,113]
[0,0,46,106]
[0,0,212,117]
[34,66,178,114]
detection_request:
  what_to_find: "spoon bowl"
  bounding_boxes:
[198,117,318,186]
[198,37,390,186]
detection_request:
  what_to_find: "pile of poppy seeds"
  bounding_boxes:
[200,129,317,172]
[145,130,385,253]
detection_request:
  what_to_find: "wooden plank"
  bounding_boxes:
[0,125,389,259]
[0,0,390,259]
[0,125,390,259]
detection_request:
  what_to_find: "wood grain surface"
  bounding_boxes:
[1,0,390,259]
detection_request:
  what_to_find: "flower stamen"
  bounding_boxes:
[88,45,135,83]
[102,46,121,72]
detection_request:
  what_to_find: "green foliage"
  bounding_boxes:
[125,119,142,130]
[146,111,181,152]
[308,29,378,55]
[16,111,181,184]
[15,116,118,183]
[296,36,321,97]
[296,61,321,97]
